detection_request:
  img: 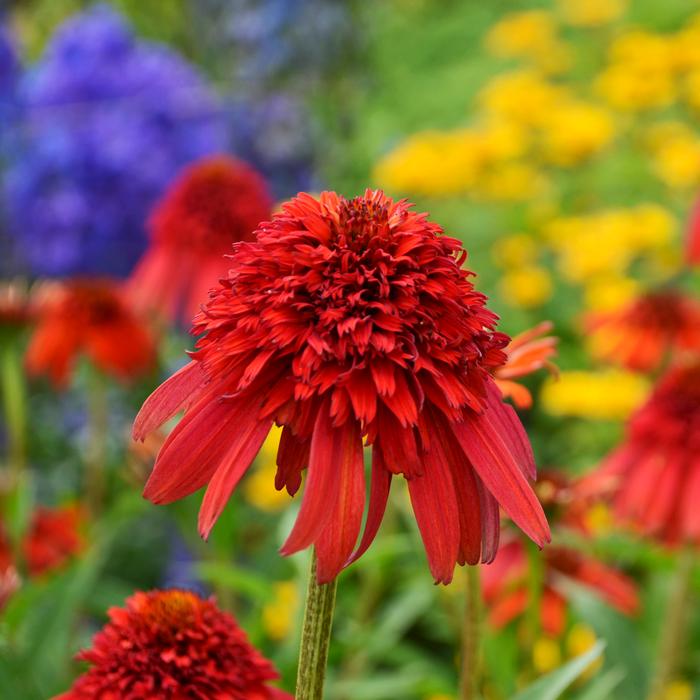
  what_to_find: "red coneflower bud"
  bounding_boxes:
[128,155,273,325]
[54,589,292,700]
[584,290,700,372]
[25,279,156,388]
[584,361,700,544]
[133,190,550,584]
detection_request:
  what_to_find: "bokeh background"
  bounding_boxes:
[2,0,700,698]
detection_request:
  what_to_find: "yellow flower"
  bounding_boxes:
[663,680,694,700]
[262,581,299,641]
[243,426,291,512]
[532,637,562,674]
[566,624,603,679]
[652,136,700,189]
[540,370,650,420]
[540,101,615,166]
[583,502,615,535]
[684,69,700,113]
[480,70,570,128]
[492,234,539,268]
[499,266,553,308]
[373,130,485,196]
[485,11,571,74]
[583,276,639,312]
[596,64,675,111]
[477,163,548,202]
[556,0,627,27]
[478,119,530,162]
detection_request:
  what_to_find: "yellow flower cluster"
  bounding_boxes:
[556,0,627,27]
[532,624,601,679]
[645,121,700,191]
[540,370,649,420]
[544,204,677,285]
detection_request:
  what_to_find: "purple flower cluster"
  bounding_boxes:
[3,5,226,278]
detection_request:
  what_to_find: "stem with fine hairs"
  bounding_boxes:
[459,565,481,700]
[646,547,695,700]
[295,550,338,700]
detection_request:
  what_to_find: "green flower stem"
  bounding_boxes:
[85,369,108,515]
[459,565,481,700]
[1,339,27,483]
[295,550,338,700]
[646,547,695,700]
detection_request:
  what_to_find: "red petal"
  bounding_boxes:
[476,476,500,564]
[407,419,461,584]
[345,442,392,567]
[280,403,356,556]
[541,588,567,637]
[133,361,207,441]
[681,459,700,539]
[198,415,273,539]
[452,413,550,547]
[314,420,365,582]
[275,427,309,496]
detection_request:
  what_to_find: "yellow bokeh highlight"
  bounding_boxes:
[540,370,650,420]
[566,624,603,679]
[262,581,299,641]
[532,637,562,674]
[492,234,539,268]
[583,275,639,312]
[663,681,694,700]
[244,426,290,512]
[499,266,553,309]
[557,0,627,27]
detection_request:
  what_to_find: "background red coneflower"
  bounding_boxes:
[54,589,292,700]
[134,189,550,585]
[128,155,274,325]
[25,279,156,388]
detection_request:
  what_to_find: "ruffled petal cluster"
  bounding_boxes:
[134,190,549,583]
[55,589,291,700]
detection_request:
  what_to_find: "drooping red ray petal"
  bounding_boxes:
[381,370,419,427]
[133,361,208,441]
[570,557,639,615]
[344,369,378,424]
[475,476,500,564]
[280,402,354,556]
[198,416,273,539]
[540,588,567,637]
[452,413,550,547]
[377,409,422,478]
[407,419,461,584]
[485,383,536,480]
[314,421,365,583]
[642,451,683,534]
[144,395,259,505]
[345,442,393,567]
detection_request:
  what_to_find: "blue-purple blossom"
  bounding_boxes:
[3,5,226,278]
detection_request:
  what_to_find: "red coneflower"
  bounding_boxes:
[584,290,700,372]
[54,589,292,700]
[494,321,557,409]
[583,362,700,544]
[23,505,84,577]
[128,155,273,325]
[25,279,156,388]
[134,190,550,584]
[483,472,638,636]
[687,196,700,265]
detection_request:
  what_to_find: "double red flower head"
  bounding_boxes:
[134,190,550,584]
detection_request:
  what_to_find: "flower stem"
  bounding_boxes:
[85,369,108,516]
[459,565,481,700]
[646,547,695,700]
[295,550,338,700]
[1,339,27,483]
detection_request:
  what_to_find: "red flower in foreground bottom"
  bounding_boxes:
[25,279,156,388]
[583,362,700,544]
[584,290,700,372]
[134,190,550,584]
[55,590,291,700]
[128,155,273,325]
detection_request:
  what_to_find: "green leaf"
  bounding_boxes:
[511,641,606,700]
[575,668,626,700]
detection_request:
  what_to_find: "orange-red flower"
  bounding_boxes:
[54,589,292,700]
[26,279,156,388]
[494,321,557,408]
[584,290,700,372]
[134,190,550,584]
[128,155,273,325]
[23,505,84,577]
[583,362,700,544]
[483,472,638,636]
